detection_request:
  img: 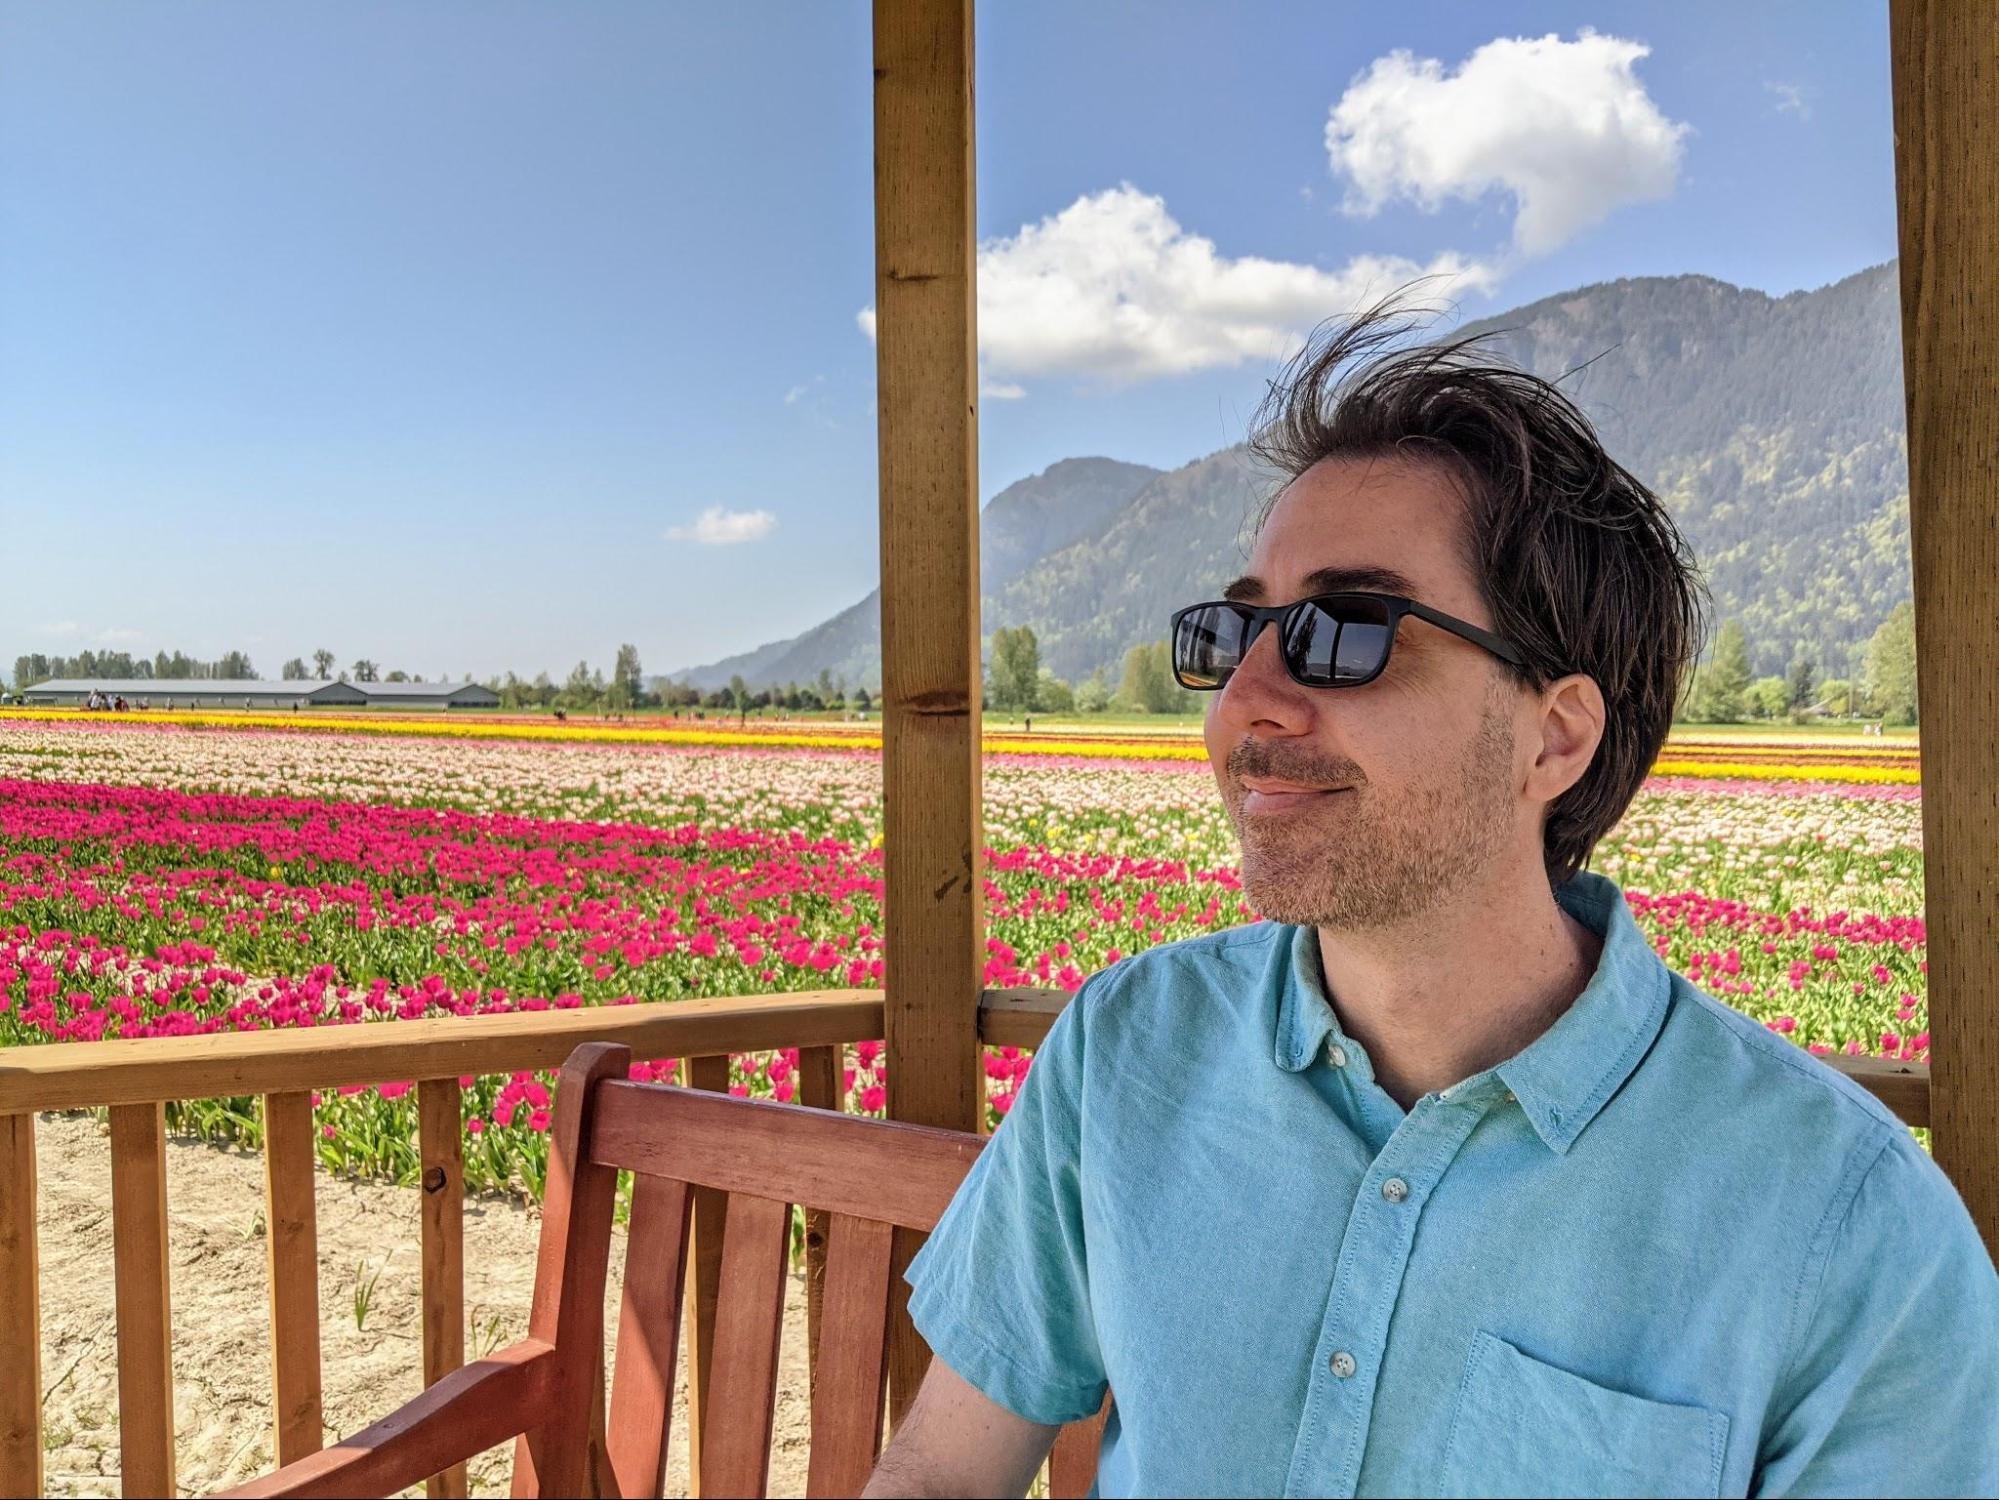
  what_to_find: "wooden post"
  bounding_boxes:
[109,1102,175,1498]
[873,0,984,1428]
[262,1092,323,1467]
[0,1114,40,1499]
[1889,0,1999,1255]
[417,1078,468,1499]
[680,1053,732,1492]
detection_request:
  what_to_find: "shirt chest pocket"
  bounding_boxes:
[1431,1330,1731,1499]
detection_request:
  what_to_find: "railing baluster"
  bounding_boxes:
[680,1053,731,1496]
[109,1101,175,1498]
[263,1091,324,1468]
[797,1042,844,1396]
[0,1112,40,1499]
[418,1077,469,1500]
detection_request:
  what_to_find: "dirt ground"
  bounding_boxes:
[31,1112,816,1497]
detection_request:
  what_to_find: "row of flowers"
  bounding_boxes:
[1,708,1919,776]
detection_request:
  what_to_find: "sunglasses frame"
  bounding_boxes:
[1169,590,1528,691]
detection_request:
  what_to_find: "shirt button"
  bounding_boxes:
[1326,1042,1348,1068]
[1329,1350,1357,1379]
[1381,1177,1409,1203]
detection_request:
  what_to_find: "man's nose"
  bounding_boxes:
[1219,618,1306,716]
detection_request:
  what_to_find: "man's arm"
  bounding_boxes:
[861,1357,1060,1499]
[1754,1131,1999,1496]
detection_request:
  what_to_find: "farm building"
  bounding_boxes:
[344,679,502,709]
[14,677,497,709]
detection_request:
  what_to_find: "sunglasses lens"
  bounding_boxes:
[1290,596,1394,685]
[1173,604,1245,687]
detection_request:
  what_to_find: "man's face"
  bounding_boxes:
[1202,456,1529,931]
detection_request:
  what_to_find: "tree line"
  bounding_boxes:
[8,610,1923,726]
[1680,604,1919,725]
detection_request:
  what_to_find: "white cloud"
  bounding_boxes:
[36,620,81,638]
[857,184,1494,388]
[663,506,778,546]
[1325,30,1689,258]
[96,627,143,644]
[1765,80,1811,120]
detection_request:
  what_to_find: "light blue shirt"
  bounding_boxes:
[905,871,1999,1497]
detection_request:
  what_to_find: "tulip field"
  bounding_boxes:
[0,711,1930,1200]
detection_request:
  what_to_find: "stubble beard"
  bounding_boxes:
[1235,700,1522,931]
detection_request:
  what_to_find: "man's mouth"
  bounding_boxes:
[1240,781,1352,814]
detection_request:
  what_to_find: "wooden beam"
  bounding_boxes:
[262,1092,324,1469]
[0,990,883,1114]
[416,1079,468,1500]
[1890,0,1999,1254]
[678,1053,732,1497]
[0,1114,40,1499]
[109,1103,176,1498]
[873,0,984,1427]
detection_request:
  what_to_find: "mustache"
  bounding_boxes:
[1226,742,1367,790]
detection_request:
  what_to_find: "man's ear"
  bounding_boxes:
[1524,673,1605,805]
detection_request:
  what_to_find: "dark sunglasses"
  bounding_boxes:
[1169,591,1527,691]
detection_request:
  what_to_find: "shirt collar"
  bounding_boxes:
[1271,870,1671,1155]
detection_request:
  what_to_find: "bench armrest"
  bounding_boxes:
[218,1339,559,1499]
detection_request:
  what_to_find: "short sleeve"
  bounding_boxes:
[1754,1131,1999,1496]
[904,971,1108,1427]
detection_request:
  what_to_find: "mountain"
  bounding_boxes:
[676,262,1911,690]
[1451,263,1910,679]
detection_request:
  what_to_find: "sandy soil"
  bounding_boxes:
[31,1113,816,1497]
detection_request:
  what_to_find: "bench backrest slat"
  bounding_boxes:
[697,1192,793,1495]
[587,1078,985,1229]
[805,1213,896,1498]
[605,1172,693,1500]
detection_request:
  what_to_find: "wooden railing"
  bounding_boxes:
[0,985,1926,1498]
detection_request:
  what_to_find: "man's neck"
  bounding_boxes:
[1314,876,1604,1113]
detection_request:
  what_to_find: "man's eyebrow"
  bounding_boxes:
[1220,564,1420,603]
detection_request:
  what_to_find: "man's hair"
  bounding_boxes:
[1245,292,1710,887]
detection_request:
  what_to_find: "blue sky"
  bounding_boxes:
[0,1,1900,683]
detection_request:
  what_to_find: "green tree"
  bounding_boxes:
[558,660,596,710]
[312,649,335,679]
[988,626,1042,713]
[350,659,379,683]
[613,643,645,707]
[1074,670,1111,713]
[1818,677,1854,716]
[1115,639,1193,713]
[1693,620,1753,722]
[1786,651,1819,711]
[1115,641,1163,711]
[1864,601,1919,724]
[281,658,308,680]
[1746,675,1790,718]
[1035,668,1075,714]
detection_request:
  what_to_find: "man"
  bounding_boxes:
[864,303,1999,1498]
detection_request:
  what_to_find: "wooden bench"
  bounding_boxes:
[221,1041,1108,1497]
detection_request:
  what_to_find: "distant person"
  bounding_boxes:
[865,298,1999,1498]
[1023,714,1032,732]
